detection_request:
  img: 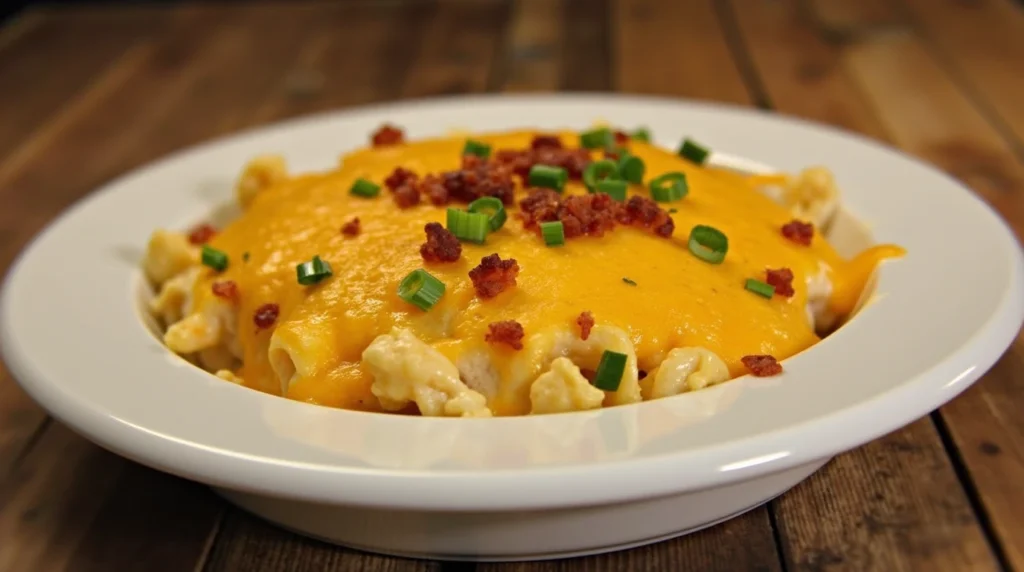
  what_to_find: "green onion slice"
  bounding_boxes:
[678,138,710,165]
[296,255,333,285]
[596,179,628,202]
[446,208,489,244]
[745,278,775,298]
[350,178,381,198]
[467,197,507,231]
[593,350,628,391]
[528,164,568,192]
[688,225,729,264]
[580,127,613,149]
[617,154,646,184]
[631,127,651,142]
[462,139,491,159]
[398,269,446,311]
[540,220,565,247]
[649,172,689,202]
[622,277,637,286]
[583,160,619,191]
[201,246,228,271]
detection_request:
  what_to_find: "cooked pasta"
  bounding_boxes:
[144,125,904,417]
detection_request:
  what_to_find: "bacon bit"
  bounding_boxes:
[439,159,516,205]
[211,280,239,302]
[741,355,783,377]
[576,311,595,341]
[187,223,217,245]
[371,124,404,147]
[384,167,417,190]
[622,196,675,237]
[561,194,620,238]
[420,222,462,263]
[253,303,280,330]
[469,254,519,298]
[341,217,361,237]
[518,188,562,227]
[613,130,630,145]
[392,183,421,209]
[781,219,814,246]
[530,135,563,150]
[485,320,525,350]
[420,174,448,206]
[493,146,591,181]
[765,267,795,298]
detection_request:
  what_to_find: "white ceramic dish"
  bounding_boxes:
[2,95,1023,562]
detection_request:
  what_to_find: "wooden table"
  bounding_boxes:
[1,0,1022,570]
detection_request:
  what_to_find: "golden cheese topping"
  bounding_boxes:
[192,129,901,413]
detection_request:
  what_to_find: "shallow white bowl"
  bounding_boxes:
[2,95,1023,562]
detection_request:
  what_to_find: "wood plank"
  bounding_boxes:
[805,0,908,34]
[843,32,1024,569]
[0,424,129,572]
[203,510,443,572]
[612,0,748,103]
[0,8,164,184]
[500,0,561,92]
[903,0,1024,148]
[0,4,351,572]
[728,1,1017,569]
[479,509,781,572]
[562,0,610,91]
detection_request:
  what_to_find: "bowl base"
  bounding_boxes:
[215,457,828,562]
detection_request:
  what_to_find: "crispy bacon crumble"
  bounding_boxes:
[469,254,519,298]
[371,124,404,147]
[519,189,674,241]
[420,222,462,263]
[211,280,239,302]
[622,196,675,237]
[253,303,280,330]
[341,217,361,237]
[384,167,417,190]
[576,311,595,341]
[765,268,795,298]
[187,223,217,245]
[485,320,525,350]
[741,355,783,377]
[781,219,814,246]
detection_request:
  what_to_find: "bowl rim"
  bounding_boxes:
[2,93,1022,511]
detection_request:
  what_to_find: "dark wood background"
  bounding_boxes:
[1,0,1022,570]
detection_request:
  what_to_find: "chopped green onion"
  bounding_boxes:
[201,246,228,271]
[296,255,333,285]
[678,138,710,165]
[631,127,651,142]
[583,159,619,191]
[688,225,728,264]
[398,269,446,311]
[462,139,491,159]
[596,179,628,202]
[540,221,565,247]
[242,251,251,262]
[528,164,568,192]
[593,350,628,391]
[350,178,380,198]
[617,154,646,184]
[467,197,507,231]
[622,277,637,286]
[649,172,689,202]
[446,208,489,244]
[745,278,775,298]
[580,127,613,149]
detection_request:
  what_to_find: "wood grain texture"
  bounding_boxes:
[500,0,561,92]
[0,4,353,572]
[903,0,1024,149]
[843,31,1024,570]
[612,0,748,102]
[728,1,1019,569]
[805,0,908,33]
[204,510,443,572]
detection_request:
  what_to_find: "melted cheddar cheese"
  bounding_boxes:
[185,129,902,414]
